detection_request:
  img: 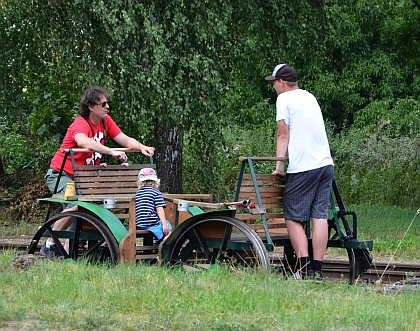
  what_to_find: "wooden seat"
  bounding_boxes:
[234,174,288,238]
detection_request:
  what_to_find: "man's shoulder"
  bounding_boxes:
[69,116,89,128]
[103,115,118,126]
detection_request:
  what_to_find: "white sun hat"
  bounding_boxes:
[138,168,158,182]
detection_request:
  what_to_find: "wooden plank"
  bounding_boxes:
[238,174,285,183]
[236,213,284,221]
[249,223,287,231]
[236,186,283,194]
[236,194,282,201]
[74,170,141,177]
[77,188,138,195]
[163,193,213,202]
[75,178,138,184]
[119,199,136,264]
[76,184,137,191]
[239,180,285,187]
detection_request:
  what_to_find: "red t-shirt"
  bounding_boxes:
[50,115,122,177]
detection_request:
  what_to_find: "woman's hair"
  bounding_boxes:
[137,179,160,190]
[78,87,108,119]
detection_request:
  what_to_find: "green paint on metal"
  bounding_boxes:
[188,206,204,216]
[39,198,128,243]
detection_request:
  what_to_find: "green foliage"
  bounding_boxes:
[352,98,420,138]
[2,0,420,205]
[26,70,80,141]
[330,127,420,207]
[0,118,57,174]
[0,119,31,173]
[183,122,277,201]
[381,0,420,70]
[328,96,420,207]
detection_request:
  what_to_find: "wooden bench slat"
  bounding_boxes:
[236,186,284,194]
[234,173,286,233]
[75,175,137,186]
[74,170,143,177]
[76,183,138,190]
[77,188,138,195]
[235,214,284,222]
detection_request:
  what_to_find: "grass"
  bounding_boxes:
[1,205,420,330]
[352,205,420,263]
[1,252,420,331]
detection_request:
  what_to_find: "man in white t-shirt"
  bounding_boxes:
[265,64,334,280]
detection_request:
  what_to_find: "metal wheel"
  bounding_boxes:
[28,211,120,264]
[163,216,270,270]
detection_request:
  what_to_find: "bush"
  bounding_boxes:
[330,128,420,207]
[0,117,57,175]
[183,122,278,202]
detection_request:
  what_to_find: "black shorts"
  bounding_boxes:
[283,165,334,222]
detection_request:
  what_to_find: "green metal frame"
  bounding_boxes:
[234,157,374,252]
[38,198,128,243]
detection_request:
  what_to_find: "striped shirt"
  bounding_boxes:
[135,186,166,227]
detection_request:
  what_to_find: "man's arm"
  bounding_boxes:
[273,120,289,176]
[74,133,128,162]
[113,132,155,157]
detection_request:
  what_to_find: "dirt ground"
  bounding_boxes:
[1,170,50,226]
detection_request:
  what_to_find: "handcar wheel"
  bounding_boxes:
[28,211,120,264]
[164,216,270,271]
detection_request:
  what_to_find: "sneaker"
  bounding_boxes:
[307,270,324,282]
[40,242,63,259]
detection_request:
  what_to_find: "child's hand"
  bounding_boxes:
[162,223,171,236]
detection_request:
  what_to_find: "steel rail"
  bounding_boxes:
[2,240,419,283]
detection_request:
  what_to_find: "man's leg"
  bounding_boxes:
[310,165,334,274]
[311,218,328,261]
[286,219,312,275]
[285,219,308,258]
[45,205,77,247]
[44,169,78,255]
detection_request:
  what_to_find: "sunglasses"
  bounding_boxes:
[96,101,108,107]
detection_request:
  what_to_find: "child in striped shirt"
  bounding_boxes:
[135,168,172,241]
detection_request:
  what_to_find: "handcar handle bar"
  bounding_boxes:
[61,147,136,153]
[238,156,288,162]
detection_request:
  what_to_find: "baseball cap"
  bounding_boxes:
[138,168,158,182]
[264,64,298,82]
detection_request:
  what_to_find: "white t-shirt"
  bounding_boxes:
[276,89,333,173]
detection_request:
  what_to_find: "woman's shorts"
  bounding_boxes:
[282,165,334,222]
[44,168,76,209]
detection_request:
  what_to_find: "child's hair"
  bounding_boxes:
[137,179,160,190]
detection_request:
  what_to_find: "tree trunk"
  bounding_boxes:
[0,154,5,176]
[154,122,183,194]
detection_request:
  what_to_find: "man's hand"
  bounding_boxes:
[111,150,128,163]
[272,169,286,177]
[141,146,155,157]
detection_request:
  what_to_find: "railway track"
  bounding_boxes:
[2,239,419,284]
